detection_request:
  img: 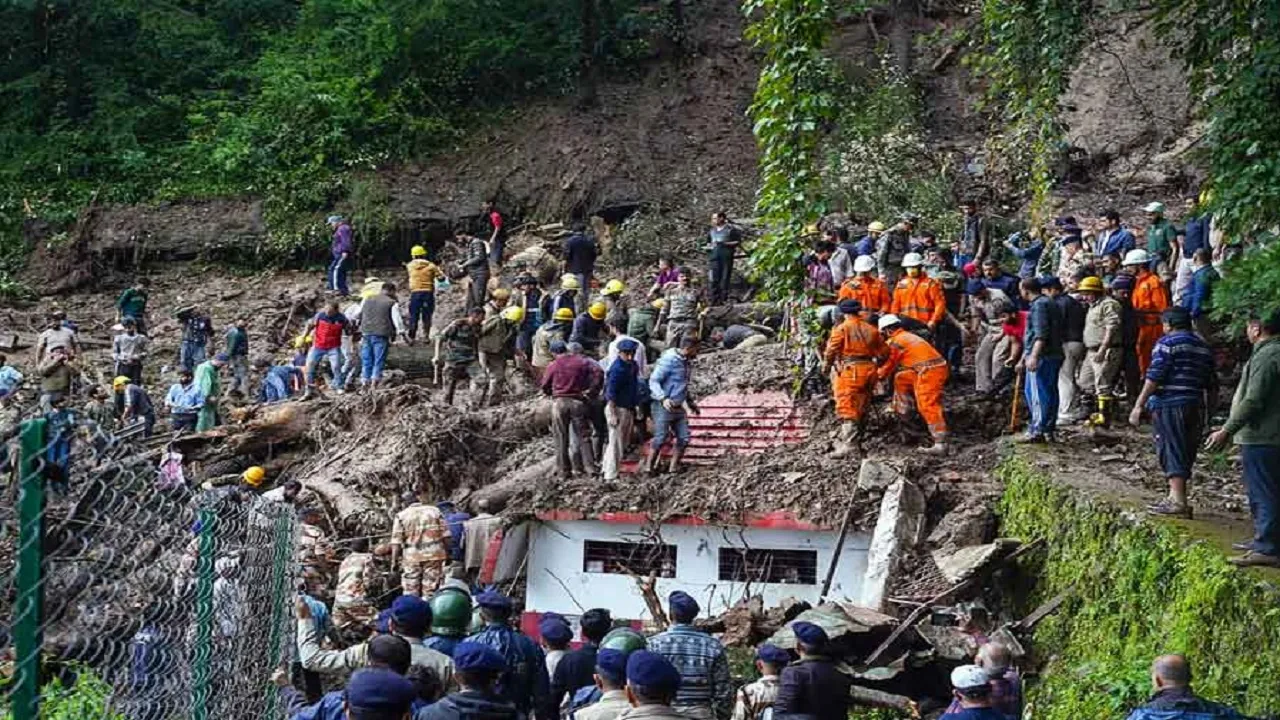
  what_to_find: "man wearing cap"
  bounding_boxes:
[940,665,1005,720]
[114,376,156,437]
[278,637,416,720]
[112,317,148,384]
[572,648,631,720]
[297,594,455,688]
[327,215,354,296]
[603,339,641,481]
[823,299,888,458]
[1077,276,1124,427]
[541,616,574,678]
[1130,307,1218,518]
[967,280,1014,394]
[1055,232,1090,290]
[647,591,730,720]
[552,608,614,711]
[774,622,849,720]
[1144,202,1179,282]
[838,255,891,317]
[619,650,688,720]
[730,645,787,720]
[467,590,554,720]
[392,489,451,597]
[877,314,950,453]
[405,245,443,342]
[1123,249,1171,377]
[1015,277,1065,443]
[1110,272,1144,400]
[533,308,577,380]
[708,211,743,305]
[419,641,519,720]
[1044,277,1087,424]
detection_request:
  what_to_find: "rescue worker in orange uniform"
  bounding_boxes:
[1123,249,1171,376]
[877,314,949,454]
[890,252,947,330]
[822,299,889,458]
[837,255,892,317]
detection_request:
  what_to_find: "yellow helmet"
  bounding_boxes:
[411,245,427,257]
[868,221,887,233]
[803,223,820,236]
[492,288,512,301]
[1077,276,1105,293]
[294,334,311,349]
[112,375,130,389]
[603,279,625,296]
[651,299,665,309]
[553,308,576,322]
[560,274,582,291]
[588,302,607,320]
[501,306,525,323]
[242,466,266,487]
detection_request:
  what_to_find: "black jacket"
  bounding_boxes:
[416,690,521,720]
[773,656,851,720]
[550,642,598,709]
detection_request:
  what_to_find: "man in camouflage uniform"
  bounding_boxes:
[295,507,335,601]
[661,270,704,350]
[331,537,379,630]
[391,490,450,597]
[731,645,789,720]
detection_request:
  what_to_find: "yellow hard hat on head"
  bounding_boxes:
[242,466,266,487]
[554,308,575,321]
[588,302,607,320]
[501,306,525,323]
[112,376,130,389]
[804,223,820,236]
[868,221,887,233]
[603,279,625,296]
[411,245,427,257]
[651,298,665,309]
[492,288,512,301]
[560,274,582,291]
[1077,276,1105,293]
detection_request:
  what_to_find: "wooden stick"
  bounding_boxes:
[1008,370,1024,434]
[821,492,858,598]
[849,685,920,718]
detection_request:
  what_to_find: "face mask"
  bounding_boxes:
[907,267,921,278]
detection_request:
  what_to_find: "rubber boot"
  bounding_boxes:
[1088,395,1113,428]
[444,377,458,406]
[668,447,686,474]
[920,432,948,455]
[830,421,857,459]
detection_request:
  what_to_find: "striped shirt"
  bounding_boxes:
[1145,329,1217,408]
[647,624,732,716]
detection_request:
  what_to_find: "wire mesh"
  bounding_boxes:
[0,416,299,720]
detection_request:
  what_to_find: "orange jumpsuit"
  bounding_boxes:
[838,275,892,316]
[878,329,949,440]
[823,316,888,422]
[1131,270,1170,376]
[890,275,946,327]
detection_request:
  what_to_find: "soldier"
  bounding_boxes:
[732,645,789,720]
[295,507,334,601]
[331,537,379,630]
[391,490,450,597]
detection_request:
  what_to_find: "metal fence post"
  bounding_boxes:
[261,510,293,716]
[13,418,48,720]
[191,508,217,720]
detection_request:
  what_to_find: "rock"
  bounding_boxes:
[915,623,981,661]
[927,498,995,554]
[857,458,905,492]
[931,543,1003,584]
[857,477,926,611]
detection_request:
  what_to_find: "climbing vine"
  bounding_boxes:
[968,0,1088,220]
[742,0,842,300]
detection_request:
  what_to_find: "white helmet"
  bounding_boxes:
[1122,249,1151,266]
[901,252,924,268]
[878,314,902,331]
[853,255,876,273]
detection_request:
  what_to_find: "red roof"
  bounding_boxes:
[643,389,810,464]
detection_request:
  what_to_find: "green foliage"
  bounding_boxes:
[822,54,960,242]
[0,0,650,264]
[743,0,842,301]
[0,667,123,720]
[998,455,1280,719]
[1209,238,1280,329]
[967,0,1087,220]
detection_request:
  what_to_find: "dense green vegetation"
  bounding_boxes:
[0,0,654,264]
[999,455,1280,719]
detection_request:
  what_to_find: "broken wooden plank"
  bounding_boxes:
[850,685,920,717]
[1013,589,1070,632]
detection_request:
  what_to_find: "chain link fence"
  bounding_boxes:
[1,417,299,720]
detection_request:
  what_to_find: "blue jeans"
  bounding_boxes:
[328,255,350,295]
[1024,356,1063,436]
[408,291,435,340]
[360,335,389,383]
[1242,444,1280,556]
[650,400,691,451]
[180,340,207,372]
[306,347,344,389]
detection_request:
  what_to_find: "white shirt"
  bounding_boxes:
[600,334,650,378]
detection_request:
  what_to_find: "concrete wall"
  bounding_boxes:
[525,520,872,620]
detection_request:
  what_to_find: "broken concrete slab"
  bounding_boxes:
[857,477,926,611]
[927,498,996,554]
[931,543,1003,584]
[857,458,906,492]
[915,622,982,661]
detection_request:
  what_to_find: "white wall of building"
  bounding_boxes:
[525,519,872,620]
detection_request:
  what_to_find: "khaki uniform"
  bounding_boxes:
[295,523,334,600]
[1079,296,1123,396]
[331,552,378,628]
[618,704,692,720]
[731,676,780,720]
[296,617,454,689]
[392,503,449,597]
[577,689,634,720]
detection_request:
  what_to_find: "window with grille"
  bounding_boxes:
[717,548,819,585]
[582,540,677,578]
